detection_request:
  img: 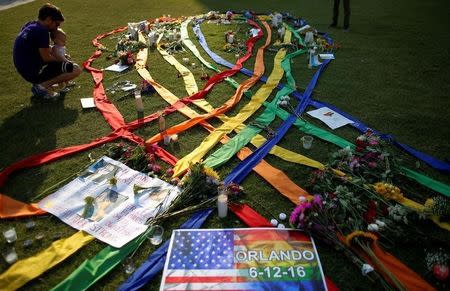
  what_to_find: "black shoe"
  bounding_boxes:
[329,23,337,28]
[343,26,350,32]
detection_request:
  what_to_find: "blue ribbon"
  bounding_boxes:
[118,208,213,291]
[194,24,450,173]
[224,60,331,184]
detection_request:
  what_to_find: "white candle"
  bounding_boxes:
[134,90,144,113]
[217,194,228,218]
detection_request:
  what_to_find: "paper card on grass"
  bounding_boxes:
[160,228,328,291]
[121,84,137,92]
[104,63,129,72]
[319,53,335,60]
[307,107,353,130]
[80,98,96,109]
[38,156,180,248]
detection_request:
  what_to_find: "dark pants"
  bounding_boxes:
[332,0,350,29]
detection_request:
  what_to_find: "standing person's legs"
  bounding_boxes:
[343,0,350,29]
[330,0,340,27]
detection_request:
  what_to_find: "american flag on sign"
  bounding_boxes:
[160,228,327,291]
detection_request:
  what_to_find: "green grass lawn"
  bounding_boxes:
[0,0,449,290]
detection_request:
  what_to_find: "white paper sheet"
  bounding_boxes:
[104,63,129,72]
[319,53,335,60]
[307,107,354,130]
[39,156,180,247]
[80,98,96,109]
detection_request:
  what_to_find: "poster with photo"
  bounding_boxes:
[39,156,180,248]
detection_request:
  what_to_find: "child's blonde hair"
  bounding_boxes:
[50,28,66,42]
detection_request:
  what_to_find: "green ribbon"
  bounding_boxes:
[51,229,150,291]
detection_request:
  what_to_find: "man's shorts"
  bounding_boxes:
[35,61,74,83]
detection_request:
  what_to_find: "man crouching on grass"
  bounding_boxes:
[13,3,81,100]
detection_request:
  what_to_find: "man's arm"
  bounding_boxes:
[39,47,58,62]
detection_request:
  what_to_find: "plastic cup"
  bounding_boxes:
[149,225,164,245]
[3,227,17,243]
[301,135,314,149]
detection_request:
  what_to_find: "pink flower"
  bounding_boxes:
[313,195,323,207]
[368,138,379,146]
[349,157,360,170]
[290,205,303,225]
[152,164,161,173]
[368,161,377,168]
[165,168,174,177]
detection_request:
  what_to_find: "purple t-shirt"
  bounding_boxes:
[13,21,50,83]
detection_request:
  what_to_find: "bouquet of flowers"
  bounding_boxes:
[111,34,147,65]
[104,143,244,223]
[289,131,450,289]
[145,162,243,225]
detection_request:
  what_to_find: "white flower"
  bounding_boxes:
[281,96,290,101]
[356,135,367,142]
[278,213,287,220]
[361,264,374,275]
[270,219,278,226]
[367,224,379,232]
[375,219,385,228]
[277,224,285,229]
[299,196,307,203]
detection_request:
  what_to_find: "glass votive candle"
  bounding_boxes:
[25,220,36,230]
[301,135,314,149]
[3,227,17,243]
[123,257,136,274]
[149,225,164,245]
[2,247,18,264]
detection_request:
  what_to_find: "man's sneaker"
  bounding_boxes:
[60,86,71,93]
[31,84,48,97]
[329,23,337,28]
[31,84,60,100]
[43,91,60,100]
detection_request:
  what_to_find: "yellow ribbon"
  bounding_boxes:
[156,35,198,95]
[0,231,94,290]
[172,29,289,176]
[136,29,311,201]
